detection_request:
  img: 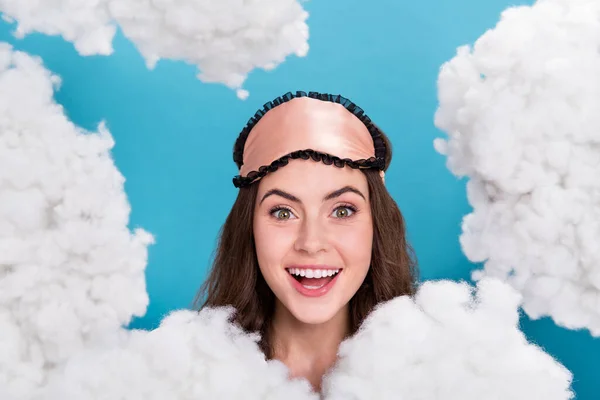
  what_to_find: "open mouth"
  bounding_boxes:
[286,268,341,295]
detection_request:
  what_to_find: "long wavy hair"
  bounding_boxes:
[194,132,418,358]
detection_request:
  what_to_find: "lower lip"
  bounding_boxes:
[287,271,341,298]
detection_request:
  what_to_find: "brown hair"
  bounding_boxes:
[194,133,418,358]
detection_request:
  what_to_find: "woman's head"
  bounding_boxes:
[253,159,373,325]
[196,92,417,356]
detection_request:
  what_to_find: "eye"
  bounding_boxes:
[271,207,296,220]
[332,206,355,219]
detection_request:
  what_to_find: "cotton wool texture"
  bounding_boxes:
[0,43,153,400]
[0,0,310,99]
[37,280,572,400]
[434,0,600,335]
[322,279,573,400]
[40,307,319,400]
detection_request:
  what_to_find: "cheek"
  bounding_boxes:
[335,221,373,269]
[253,221,295,273]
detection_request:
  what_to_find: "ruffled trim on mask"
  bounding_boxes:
[232,91,388,187]
[233,149,385,188]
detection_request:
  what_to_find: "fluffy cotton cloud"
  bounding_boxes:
[36,280,572,399]
[0,0,310,99]
[324,279,572,399]
[0,43,153,399]
[434,0,600,335]
[40,308,318,400]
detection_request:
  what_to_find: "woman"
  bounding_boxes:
[30,92,571,400]
[196,91,418,392]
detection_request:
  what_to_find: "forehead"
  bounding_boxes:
[256,160,369,198]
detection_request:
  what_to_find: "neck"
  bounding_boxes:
[270,301,350,392]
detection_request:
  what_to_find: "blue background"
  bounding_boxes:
[1,0,598,397]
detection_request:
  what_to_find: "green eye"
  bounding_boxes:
[278,210,291,219]
[333,207,354,218]
[272,208,293,220]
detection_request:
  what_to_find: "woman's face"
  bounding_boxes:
[253,160,373,325]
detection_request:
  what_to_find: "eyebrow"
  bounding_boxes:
[259,185,366,205]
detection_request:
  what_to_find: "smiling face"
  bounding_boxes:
[253,160,373,325]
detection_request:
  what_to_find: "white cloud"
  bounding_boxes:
[434,0,600,335]
[0,43,153,399]
[41,308,318,400]
[37,280,572,399]
[0,0,310,99]
[324,279,572,399]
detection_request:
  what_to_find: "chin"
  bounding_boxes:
[286,299,347,325]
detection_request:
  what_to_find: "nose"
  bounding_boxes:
[293,215,329,255]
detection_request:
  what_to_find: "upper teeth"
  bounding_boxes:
[287,268,340,278]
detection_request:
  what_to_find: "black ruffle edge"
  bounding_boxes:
[233,149,385,188]
[232,91,387,188]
